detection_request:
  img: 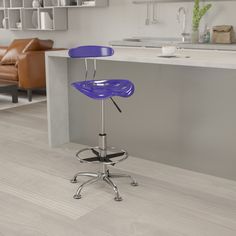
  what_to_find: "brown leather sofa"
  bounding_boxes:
[0,38,55,101]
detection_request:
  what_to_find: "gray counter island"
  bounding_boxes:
[46,47,236,180]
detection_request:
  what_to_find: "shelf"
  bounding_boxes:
[24,6,54,9]
[8,7,22,9]
[8,27,22,30]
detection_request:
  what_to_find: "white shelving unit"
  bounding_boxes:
[0,0,108,31]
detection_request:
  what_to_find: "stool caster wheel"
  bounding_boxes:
[73,194,82,199]
[114,196,123,201]
[70,178,78,184]
[131,181,138,187]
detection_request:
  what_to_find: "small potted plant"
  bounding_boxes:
[192,0,212,43]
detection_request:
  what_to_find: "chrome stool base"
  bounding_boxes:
[71,100,138,201]
[71,168,138,201]
[75,146,129,165]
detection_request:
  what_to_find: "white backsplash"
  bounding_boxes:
[1,0,236,47]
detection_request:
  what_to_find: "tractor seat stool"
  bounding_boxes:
[69,45,138,201]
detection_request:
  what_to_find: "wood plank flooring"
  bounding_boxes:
[0,102,235,235]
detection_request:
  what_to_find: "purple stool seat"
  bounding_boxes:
[71,79,135,100]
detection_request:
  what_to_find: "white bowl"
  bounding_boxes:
[161,46,177,56]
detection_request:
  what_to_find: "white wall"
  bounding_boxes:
[1,0,236,47]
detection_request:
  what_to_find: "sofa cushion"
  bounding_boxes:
[0,65,18,81]
[0,38,36,65]
[23,38,54,52]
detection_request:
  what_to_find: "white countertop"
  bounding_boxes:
[110,40,236,51]
[46,47,236,69]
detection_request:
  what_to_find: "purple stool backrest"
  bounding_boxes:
[68,45,114,58]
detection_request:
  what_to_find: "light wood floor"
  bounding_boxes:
[0,102,236,236]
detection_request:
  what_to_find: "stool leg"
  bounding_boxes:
[108,173,138,186]
[70,172,98,183]
[73,176,99,199]
[103,176,122,201]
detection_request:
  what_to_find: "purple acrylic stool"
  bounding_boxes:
[69,46,138,201]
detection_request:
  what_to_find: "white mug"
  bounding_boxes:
[161,45,177,56]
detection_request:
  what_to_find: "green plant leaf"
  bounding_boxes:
[192,0,212,31]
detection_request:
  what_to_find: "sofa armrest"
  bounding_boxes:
[17,51,46,89]
[0,46,8,60]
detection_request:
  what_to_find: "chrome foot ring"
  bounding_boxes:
[75,146,129,165]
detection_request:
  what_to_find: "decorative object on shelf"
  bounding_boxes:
[32,0,41,8]
[32,11,38,28]
[83,1,95,6]
[192,0,212,43]
[2,17,8,29]
[212,25,235,44]
[40,12,53,30]
[16,22,22,29]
